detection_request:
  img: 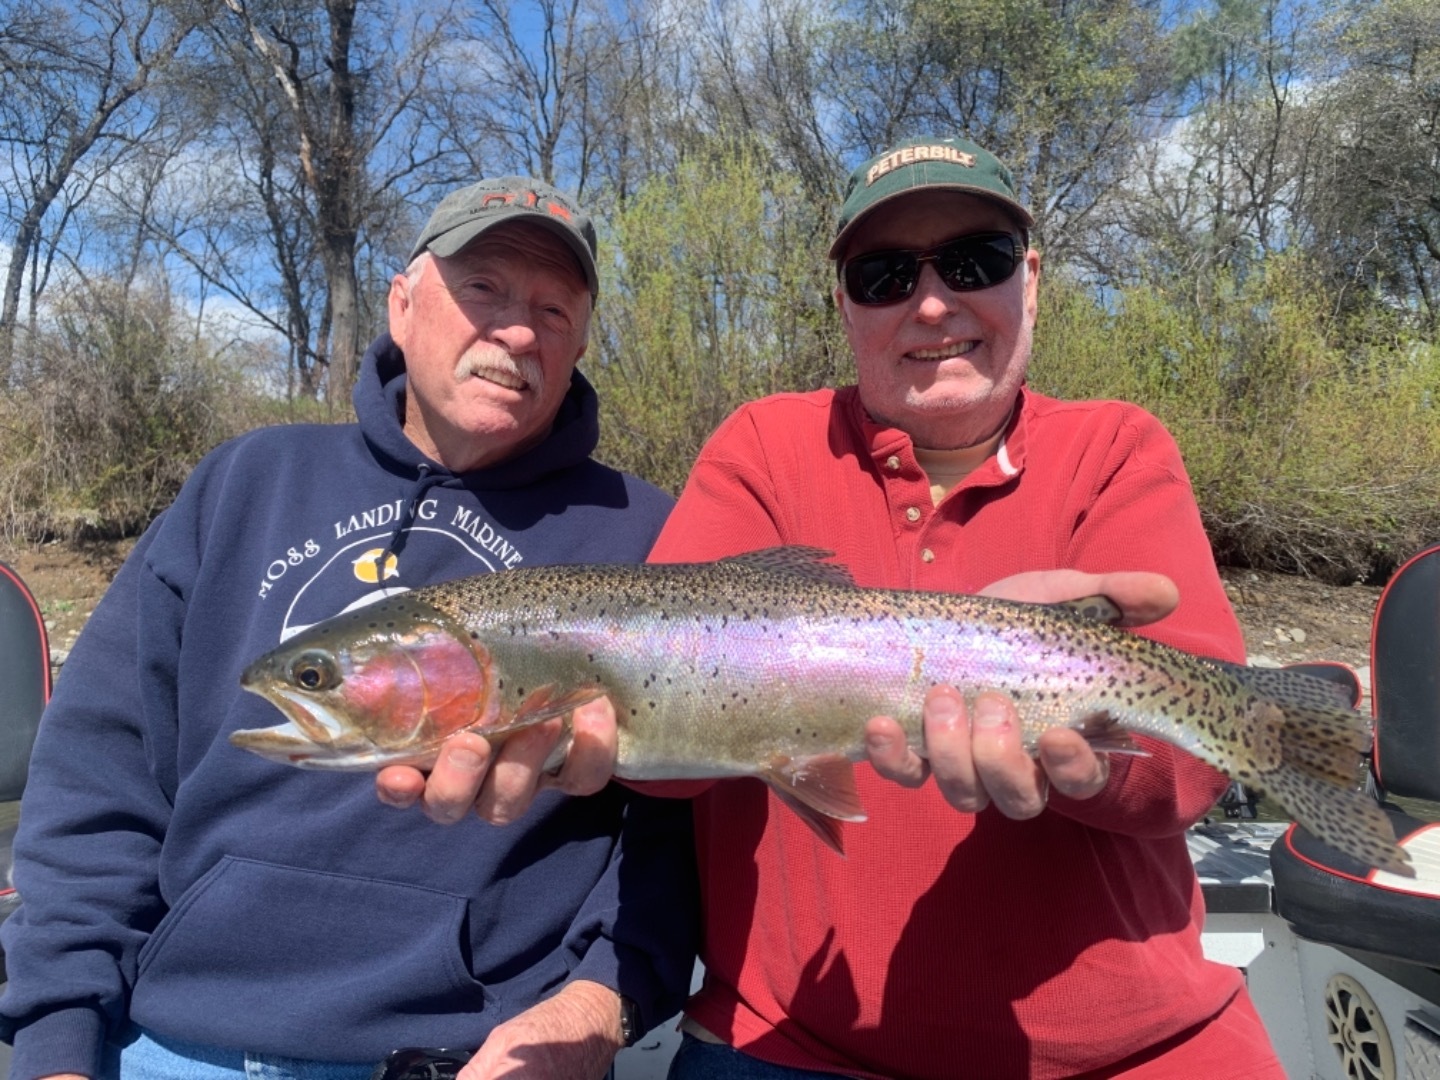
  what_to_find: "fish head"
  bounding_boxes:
[232,597,498,769]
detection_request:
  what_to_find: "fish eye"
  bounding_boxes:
[290,651,340,693]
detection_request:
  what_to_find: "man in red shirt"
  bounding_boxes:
[381,136,1285,1079]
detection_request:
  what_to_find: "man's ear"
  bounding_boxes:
[1024,247,1041,322]
[388,272,412,348]
[834,283,852,334]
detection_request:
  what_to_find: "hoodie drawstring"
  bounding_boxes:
[372,465,454,582]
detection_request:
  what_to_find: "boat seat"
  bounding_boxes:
[1269,542,1440,968]
[0,561,51,975]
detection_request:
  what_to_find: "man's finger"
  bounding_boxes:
[864,715,928,788]
[921,687,988,814]
[540,696,620,796]
[968,692,1047,819]
[1037,727,1110,800]
[375,765,426,809]
[420,731,496,824]
[474,718,565,825]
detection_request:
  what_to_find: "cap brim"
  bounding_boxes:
[416,211,600,297]
[827,185,1035,261]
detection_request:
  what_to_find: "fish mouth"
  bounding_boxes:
[232,687,386,769]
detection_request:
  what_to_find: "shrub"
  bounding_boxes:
[0,276,273,541]
[588,139,852,494]
[1031,259,1440,582]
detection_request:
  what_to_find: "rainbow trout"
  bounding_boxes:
[233,547,1409,875]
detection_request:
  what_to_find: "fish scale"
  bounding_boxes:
[233,546,1410,876]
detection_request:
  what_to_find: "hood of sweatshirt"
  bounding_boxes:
[353,332,602,491]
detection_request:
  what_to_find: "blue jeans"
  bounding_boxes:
[108,1026,619,1080]
[665,1035,857,1079]
[106,1027,376,1080]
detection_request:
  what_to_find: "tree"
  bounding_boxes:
[590,138,850,492]
[821,0,1172,270]
[1118,0,1325,287]
[1296,0,1440,329]
[0,0,198,372]
[175,0,457,403]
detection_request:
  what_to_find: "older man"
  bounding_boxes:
[382,139,1286,1079]
[0,177,698,1080]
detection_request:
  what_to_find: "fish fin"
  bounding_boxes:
[720,547,855,587]
[762,753,867,856]
[1259,760,1411,877]
[1049,595,1124,625]
[480,684,607,737]
[1231,695,1411,876]
[1216,660,1365,713]
[1072,712,1149,755]
[769,785,850,855]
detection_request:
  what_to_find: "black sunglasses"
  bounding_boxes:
[841,232,1026,306]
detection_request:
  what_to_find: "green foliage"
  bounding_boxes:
[0,276,275,540]
[1032,256,1440,581]
[588,139,853,494]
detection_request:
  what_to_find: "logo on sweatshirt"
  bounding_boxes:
[352,549,399,584]
[257,495,527,642]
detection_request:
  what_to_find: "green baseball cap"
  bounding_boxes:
[828,136,1034,260]
[408,176,599,297]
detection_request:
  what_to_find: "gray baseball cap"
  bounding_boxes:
[408,176,599,297]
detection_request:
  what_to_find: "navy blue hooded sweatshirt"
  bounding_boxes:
[0,335,698,1079]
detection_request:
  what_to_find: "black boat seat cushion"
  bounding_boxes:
[1270,542,1440,967]
[0,562,51,943]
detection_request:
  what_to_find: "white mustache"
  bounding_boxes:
[453,348,544,395]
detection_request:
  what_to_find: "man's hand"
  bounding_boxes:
[458,979,625,1080]
[376,697,619,825]
[865,569,1179,816]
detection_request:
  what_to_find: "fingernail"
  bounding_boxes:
[972,696,1008,729]
[377,789,416,809]
[928,694,961,729]
[865,732,893,754]
[446,747,485,772]
[1045,741,1081,767]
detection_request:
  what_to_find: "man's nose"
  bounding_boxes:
[487,311,539,353]
[912,263,960,322]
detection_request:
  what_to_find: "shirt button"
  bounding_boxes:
[920,548,935,563]
[885,455,901,471]
[905,506,921,522]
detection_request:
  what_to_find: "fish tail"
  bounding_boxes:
[1257,749,1410,876]
[1221,672,1411,876]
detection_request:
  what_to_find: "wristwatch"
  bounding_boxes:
[618,994,640,1047]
